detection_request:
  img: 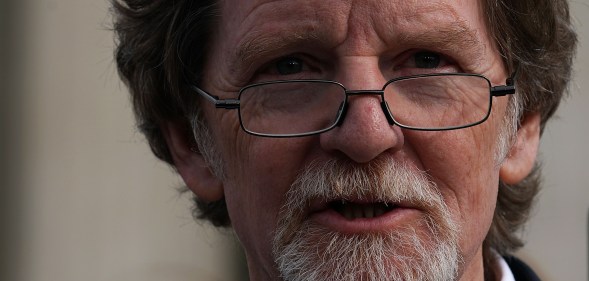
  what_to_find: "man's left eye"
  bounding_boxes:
[413,51,441,69]
[275,57,304,75]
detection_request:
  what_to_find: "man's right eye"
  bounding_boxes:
[275,57,304,75]
[251,55,324,82]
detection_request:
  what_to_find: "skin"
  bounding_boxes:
[163,0,541,280]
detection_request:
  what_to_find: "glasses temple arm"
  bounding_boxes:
[491,66,518,97]
[191,85,240,109]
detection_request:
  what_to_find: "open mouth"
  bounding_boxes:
[308,198,420,233]
[329,200,397,220]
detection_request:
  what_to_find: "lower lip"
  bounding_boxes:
[309,207,422,234]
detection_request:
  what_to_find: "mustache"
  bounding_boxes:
[283,157,444,213]
[274,157,454,247]
[273,157,460,281]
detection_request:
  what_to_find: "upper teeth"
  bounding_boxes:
[337,202,392,220]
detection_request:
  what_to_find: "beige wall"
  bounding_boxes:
[3,0,588,280]
[5,1,240,281]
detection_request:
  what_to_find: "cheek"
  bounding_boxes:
[221,144,290,263]
[406,122,502,255]
[221,136,318,257]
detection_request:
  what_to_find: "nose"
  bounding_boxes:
[320,58,404,163]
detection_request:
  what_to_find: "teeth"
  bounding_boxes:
[337,202,393,220]
[364,205,374,218]
[353,205,363,219]
[343,205,353,219]
[374,205,386,217]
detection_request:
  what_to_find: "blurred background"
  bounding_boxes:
[1,0,587,280]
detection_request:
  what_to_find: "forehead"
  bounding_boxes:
[211,0,492,82]
[220,0,479,29]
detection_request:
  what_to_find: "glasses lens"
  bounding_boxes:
[384,75,491,129]
[239,81,345,136]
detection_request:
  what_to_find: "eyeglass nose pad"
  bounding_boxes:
[335,101,348,127]
[381,101,395,125]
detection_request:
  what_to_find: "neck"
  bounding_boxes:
[458,246,488,281]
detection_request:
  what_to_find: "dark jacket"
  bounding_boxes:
[505,256,541,281]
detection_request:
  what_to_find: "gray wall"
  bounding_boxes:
[2,0,588,280]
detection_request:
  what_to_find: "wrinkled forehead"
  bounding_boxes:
[211,0,494,80]
[216,0,488,42]
[219,0,481,23]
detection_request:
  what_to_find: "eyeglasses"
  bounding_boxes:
[192,73,515,137]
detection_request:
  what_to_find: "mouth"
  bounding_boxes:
[308,198,421,234]
[329,200,397,220]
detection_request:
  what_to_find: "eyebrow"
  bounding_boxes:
[231,18,486,76]
[396,21,485,66]
[230,29,327,76]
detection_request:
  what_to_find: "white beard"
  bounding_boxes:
[272,158,461,281]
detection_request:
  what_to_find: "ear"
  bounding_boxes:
[499,112,541,184]
[161,121,224,201]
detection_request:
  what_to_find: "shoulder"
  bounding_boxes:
[503,256,542,281]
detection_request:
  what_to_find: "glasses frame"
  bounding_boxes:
[191,73,516,138]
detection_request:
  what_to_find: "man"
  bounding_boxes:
[113,0,577,280]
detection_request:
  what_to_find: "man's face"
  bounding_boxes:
[199,0,514,280]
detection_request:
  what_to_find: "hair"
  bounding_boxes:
[112,0,577,277]
[480,0,577,279]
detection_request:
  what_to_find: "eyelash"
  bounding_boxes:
[249,53,330,84]
[250,50,460,83]
[392,50,460,76]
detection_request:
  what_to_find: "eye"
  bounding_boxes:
[252,55,324,82]
[275,57,304,75]
[413,51,441,69]
[392,50,459,77]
